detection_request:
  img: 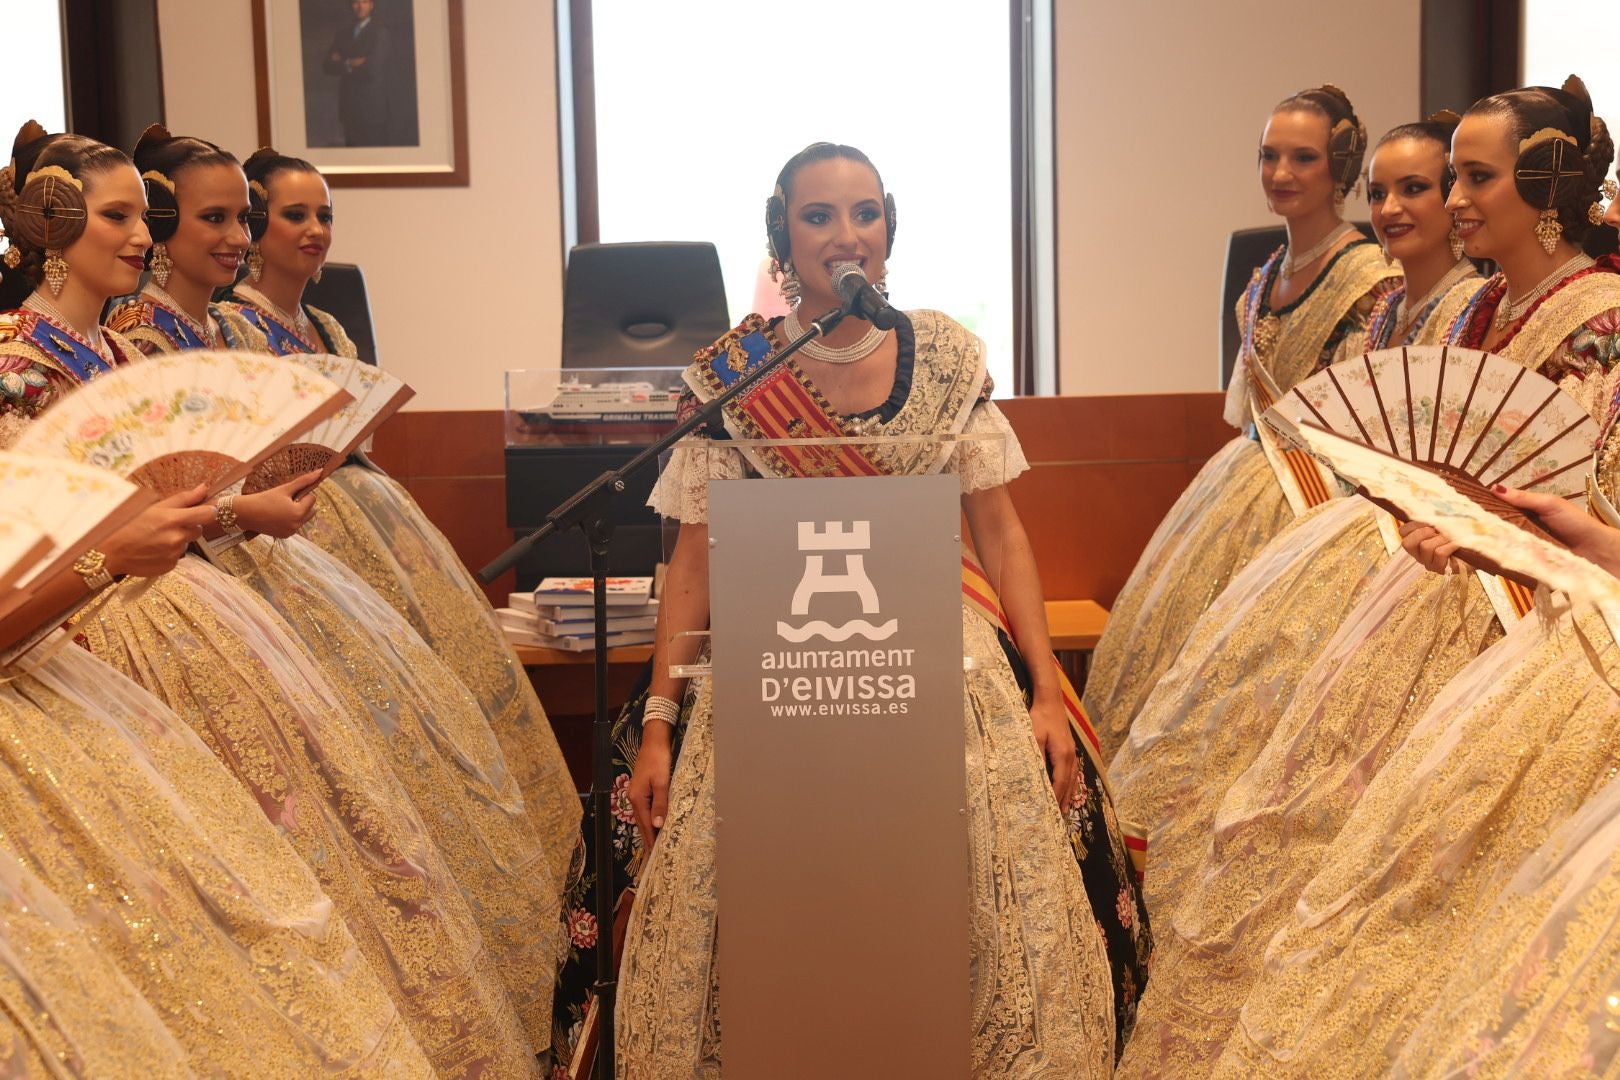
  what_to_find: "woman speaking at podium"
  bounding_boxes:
[606,142,1152,1076]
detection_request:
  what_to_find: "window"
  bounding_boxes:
[1,1,67,138]
[565,0,1051,395]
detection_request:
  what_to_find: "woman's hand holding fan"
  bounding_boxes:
[230,469,324,538]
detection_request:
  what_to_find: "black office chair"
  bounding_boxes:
[302,262,378,365]
[505,242,731,586]
[1218,223,1377,389]
[561,242,730,368]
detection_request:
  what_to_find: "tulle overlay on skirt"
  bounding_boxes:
[1391,768,1620,1079]
[304,464,579,878]
[1084,436,1292,759]
[614,605,1118,1080]
[1212,596,1620,1079]
[3,642,432,1075]
[1108,497,1384,912]
[214,534,567,1047]
[1118,556,1502,1077]
[72,554,538,1076]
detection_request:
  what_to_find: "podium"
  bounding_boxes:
[685,433,1017,1079]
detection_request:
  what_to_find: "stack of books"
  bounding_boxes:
[499,576,658,651]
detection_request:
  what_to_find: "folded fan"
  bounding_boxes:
[1263,345,1599,527]
[11,350,351,497]
[0,453,157,615]
[243,352,414,493]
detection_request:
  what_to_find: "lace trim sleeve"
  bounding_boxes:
[947,401,1029,493]
[647,439,749,523]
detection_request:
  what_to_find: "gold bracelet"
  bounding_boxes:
[214,494,240,532]
[71,548,114,592]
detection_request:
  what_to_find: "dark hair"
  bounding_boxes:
[764,142,895,263]
[1373,109,1463,195]
[1272,84,1368,196]
[131,124,239,244]
[1466,75,1613,243]
[241,146,321,241]
[0,121,131,308]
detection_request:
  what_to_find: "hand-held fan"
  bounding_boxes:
[10,350,351,496]
[1262,345,1599,538]
[242,352,414,493]
[0,453,157,616]
[1287,421,1620,606]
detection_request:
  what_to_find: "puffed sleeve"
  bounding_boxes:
[944,400,1030,493]
[646,438,749,523]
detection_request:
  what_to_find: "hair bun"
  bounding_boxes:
[133,123,173,157]
[1428,108,1462,126]
[9,164,86,250]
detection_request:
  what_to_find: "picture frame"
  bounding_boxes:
[251,0,468,187]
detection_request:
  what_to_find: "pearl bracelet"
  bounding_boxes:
[642,694,681,728]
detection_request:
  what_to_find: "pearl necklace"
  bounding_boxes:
[1389,259,1476,343]
[142,283,219,347]
[233,283,316,348]
[1283,222,1356,277]
[1493,253,1594,331]
[784,308,887,364]
[22,292,111,362]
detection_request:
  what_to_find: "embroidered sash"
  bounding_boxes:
[230,304,316,356]
[16,310,115,383]
[106,299,212,353]
[685,314,1147,879]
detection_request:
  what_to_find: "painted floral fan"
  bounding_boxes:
[242,352,414,493]
[12,351,350,497]
[0,453,157,617]
[1263,345,1599,537]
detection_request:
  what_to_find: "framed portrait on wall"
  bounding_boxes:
[251,0,468,187]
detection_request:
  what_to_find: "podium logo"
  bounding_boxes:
[776,521,899,642]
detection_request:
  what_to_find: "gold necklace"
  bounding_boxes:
[1389,259,1475,342]
[1492,253,1593,331]
[142,283,219,347]
[234,283,316,347]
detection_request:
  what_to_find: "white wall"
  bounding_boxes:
[1053,0,1420,395]
[158,0,1416,406]
[157,0,564,411]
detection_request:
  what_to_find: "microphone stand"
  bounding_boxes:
[478,305,848,1079]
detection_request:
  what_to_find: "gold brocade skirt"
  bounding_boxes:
[1118,556,1501,1078]
[3,640,431,1076]
[1212,599,1620,1079]
[1390,770,1620,1078]
[1107,497,1385,914]
[304,465,579,875]
[0,847,192,1077]
[74,554,538,1077]
[1084,436,1292,760]
[216,534,566,1049]
[615,606,1116,1080]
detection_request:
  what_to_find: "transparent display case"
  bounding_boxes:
[504,366,686,447]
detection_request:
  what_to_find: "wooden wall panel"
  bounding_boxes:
[365,393,1234,612]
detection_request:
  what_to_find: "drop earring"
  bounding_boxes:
[776,259,801,306]
[149,242,172,287]
[1534,209,1563,256]
[43,249,67,296]
[1448,225,1465,261]
[312,264,323,285]
[246,243,264,283]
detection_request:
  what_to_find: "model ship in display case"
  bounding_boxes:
[516,378,682,436]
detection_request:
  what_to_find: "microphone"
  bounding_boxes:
[830,262,901,330]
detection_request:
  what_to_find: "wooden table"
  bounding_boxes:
[1045,599,1110,652]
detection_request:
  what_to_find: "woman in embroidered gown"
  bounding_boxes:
[0,130,435,1074]
[85,130,566,1064]
[1084,85,1399,758]
[1106,116,1484,936]
[608,143,1150,1078]
[218,147,579,895]
[0,124,545,1075]
[1201,81,1620,1079]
